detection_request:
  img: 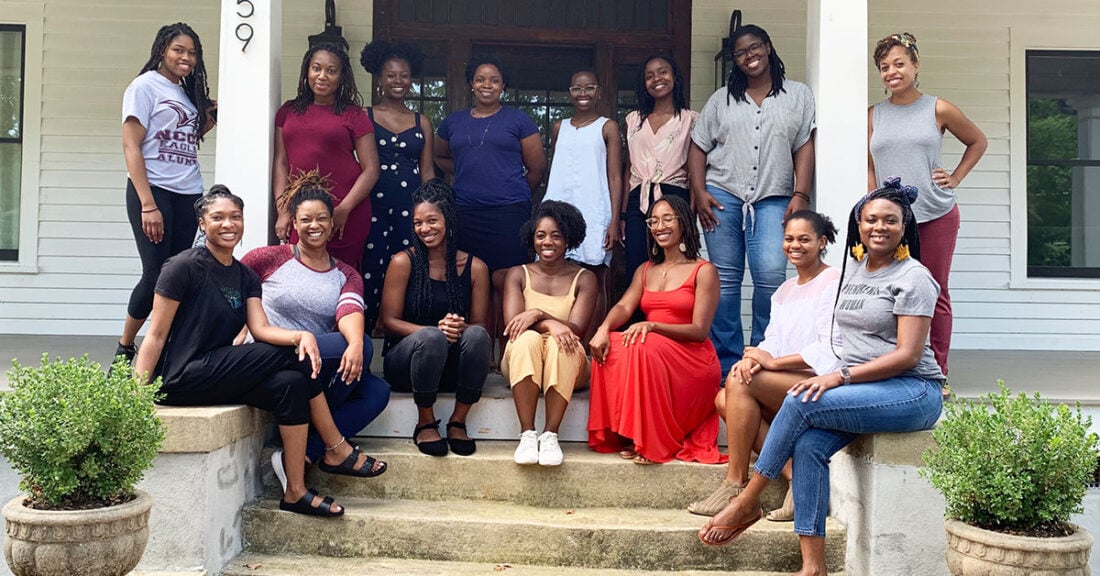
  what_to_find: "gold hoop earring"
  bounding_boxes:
[651,243,659,256]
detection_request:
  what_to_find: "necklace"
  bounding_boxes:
[570,116,599,129]
[660,259,688,278]
[467,110,497,150]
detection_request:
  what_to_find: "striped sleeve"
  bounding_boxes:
[334,259,365,322]
[241,245,293,282]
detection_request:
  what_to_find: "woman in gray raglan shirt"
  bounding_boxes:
[699,179,944,576]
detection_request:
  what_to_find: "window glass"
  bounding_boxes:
[0,26,24,260]
[1026,51,1100,278]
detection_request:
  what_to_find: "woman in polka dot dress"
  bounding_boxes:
[360,40,437,330]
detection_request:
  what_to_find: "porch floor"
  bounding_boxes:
[2,334,1096,403]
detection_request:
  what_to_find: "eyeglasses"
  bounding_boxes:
[733,41,766,61]
[568,85,599,96]
[645,216,677,229]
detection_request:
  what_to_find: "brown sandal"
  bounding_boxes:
[699,507,763,547]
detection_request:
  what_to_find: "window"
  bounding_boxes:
[1026,50,1100,278]
[0,25,24,261]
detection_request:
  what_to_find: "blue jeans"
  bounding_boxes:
[701,188,789,377]
[305,333,392,463]
[753,376,943,537]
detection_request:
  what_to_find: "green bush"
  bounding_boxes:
[922,381,1099,531]
[0,354,165,508]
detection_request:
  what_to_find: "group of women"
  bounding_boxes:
[116,20,985,574]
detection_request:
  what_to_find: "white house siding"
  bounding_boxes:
[692,0,1100,351]
[0,0,371,335]
[869,0,1100,350]
[3,0,1099,351]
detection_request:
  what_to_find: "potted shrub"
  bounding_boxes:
[0,354,164,576]
[923,381,1099,576]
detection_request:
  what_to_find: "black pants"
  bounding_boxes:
[623,183,690,276]
[125,179,199,319]
[383,326,491,408]
[159,343,322,426]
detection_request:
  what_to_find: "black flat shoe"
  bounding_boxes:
[413,419,448,457]
[446,421,477,456]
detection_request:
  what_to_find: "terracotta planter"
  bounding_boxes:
[945,518,1093,576]
[3,490,152,576]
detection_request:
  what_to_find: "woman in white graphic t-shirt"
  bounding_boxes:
[113,22,217,368]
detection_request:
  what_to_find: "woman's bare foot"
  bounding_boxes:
[698,494,762,545]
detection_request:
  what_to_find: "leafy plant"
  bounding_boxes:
[922,381,1099,532]
[0,354,165,508]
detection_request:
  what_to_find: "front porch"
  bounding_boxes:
[1,335,1097,576]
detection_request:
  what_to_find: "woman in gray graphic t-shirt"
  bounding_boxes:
[699,179,943,576]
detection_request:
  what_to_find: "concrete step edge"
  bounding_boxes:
[222,552,842,576]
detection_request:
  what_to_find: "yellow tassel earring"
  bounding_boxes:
[851,243,866,262]
[894,243,911,261]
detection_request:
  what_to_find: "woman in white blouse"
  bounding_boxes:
[687,210,841,521]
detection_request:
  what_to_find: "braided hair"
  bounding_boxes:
[725,24,787,105]
[520,200,586,252]
[291,43,363,116]
[138,22,213,144]
[634,55,688,130]
[360,40,425,77]
[193,184,243,220]
[408,179,467,320]
[830,177,921,358]
[647,195,701,263]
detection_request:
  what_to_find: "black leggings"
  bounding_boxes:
[125,179,199,319]
[158,343,322,426]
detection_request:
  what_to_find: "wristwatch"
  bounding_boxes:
[839,367,852,385]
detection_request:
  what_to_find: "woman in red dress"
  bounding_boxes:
[588,195,725,464]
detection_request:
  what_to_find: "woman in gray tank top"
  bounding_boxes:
[867,32,987,380]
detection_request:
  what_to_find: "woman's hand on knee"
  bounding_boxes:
[590,328,610,364]
[548,322,581,356]
[731,358,759,386]
[788,372,844,403]
[297,331,321,379]
[338,346,363,384]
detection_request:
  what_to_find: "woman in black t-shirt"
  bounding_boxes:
[379,179,491,457]
[133,187,382,518]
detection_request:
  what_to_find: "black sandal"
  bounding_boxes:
[446,421,477,456]
[413,419,448,457]
[279,488,344,517]
[319,445,388,478]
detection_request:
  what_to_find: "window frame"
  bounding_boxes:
[1009,26,1100,289]
[0,4,42,273]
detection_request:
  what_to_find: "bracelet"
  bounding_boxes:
[792,191,811,202]
[141,207,160,214]
[325,436,346,452]
[291,331,301,348]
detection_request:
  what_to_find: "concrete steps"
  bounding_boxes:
[286,438,789,510]
[239,438,846,573]
[223,554,845,576]
[241,497,844,572]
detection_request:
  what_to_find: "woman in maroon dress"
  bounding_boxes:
[272,42,379,270]
[588,195,725,464]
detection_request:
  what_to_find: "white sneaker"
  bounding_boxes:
[538,431,563,466]
[514,430,539,465]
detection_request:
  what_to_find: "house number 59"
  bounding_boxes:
[236,0,254,52]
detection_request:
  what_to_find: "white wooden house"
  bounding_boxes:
[1,0,1098,351]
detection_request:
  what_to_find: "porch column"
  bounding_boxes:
[214,0,282,253]
[806,0,867,266]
